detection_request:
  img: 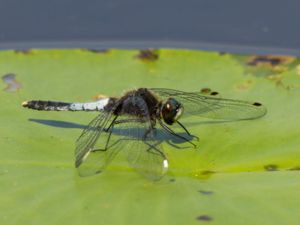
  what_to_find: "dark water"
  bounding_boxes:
[1,0,300,56]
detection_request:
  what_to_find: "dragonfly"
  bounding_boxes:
[22,88,267,180]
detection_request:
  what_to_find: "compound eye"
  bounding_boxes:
[161,98,182,125]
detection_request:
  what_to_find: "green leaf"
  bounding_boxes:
[1,49,300,225]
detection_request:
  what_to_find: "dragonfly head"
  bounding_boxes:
[161,98,184,125]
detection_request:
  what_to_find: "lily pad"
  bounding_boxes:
[1,49,300,225]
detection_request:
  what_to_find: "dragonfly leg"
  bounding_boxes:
[144,141,166,159]
[91,115,118,152]
[104,115,118,132]
[159,119,196,148]
[93,118,147,152]
[114,118,145,124]
[176,120,191,136]
[103,120,116,150]
[176,120,199,141]
[143,127,154,140]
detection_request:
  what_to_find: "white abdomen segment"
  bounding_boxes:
[70,98,110,111]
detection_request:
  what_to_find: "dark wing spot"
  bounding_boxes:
[169,178,176,182]
[198,190,214,195]
[135,49,159,62]
[196,215,213,221]
[264,164,278,171]
[2,73,22,92]
[253,102,262,106]
[210,91,219,96]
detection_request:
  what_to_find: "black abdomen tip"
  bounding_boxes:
[22,100,49,110]
[22,101,29,107]
[22,100,70,111]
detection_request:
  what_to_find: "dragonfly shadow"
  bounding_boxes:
[29,118,88,129]
[110,127,196,149]
[29,118,233,129]
[28,118,195,148]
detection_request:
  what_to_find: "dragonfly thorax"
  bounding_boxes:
[160,98,183,125]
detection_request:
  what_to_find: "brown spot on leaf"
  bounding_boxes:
[289,166,300,171]
[219,51,227,55]
[200,88,212,94]
[198,190,214,195]
[83,49,109,54]
[264,164,278,171]
[200,88,219,96]
[2,73,22,92]
[247,55,295,67]
[135,49,159,62]
[196,215,213,222]
[14,49,32,54]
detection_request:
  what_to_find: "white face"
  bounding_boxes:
[174,106,183,121]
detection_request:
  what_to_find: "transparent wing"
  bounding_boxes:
[110,96,168,181]
[102,117,168,181]
[75,104,120,176]
[150,88,267,120]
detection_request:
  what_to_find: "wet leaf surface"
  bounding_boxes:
[0,49,300,225]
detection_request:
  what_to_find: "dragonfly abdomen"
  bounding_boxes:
[22,98,110,111]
